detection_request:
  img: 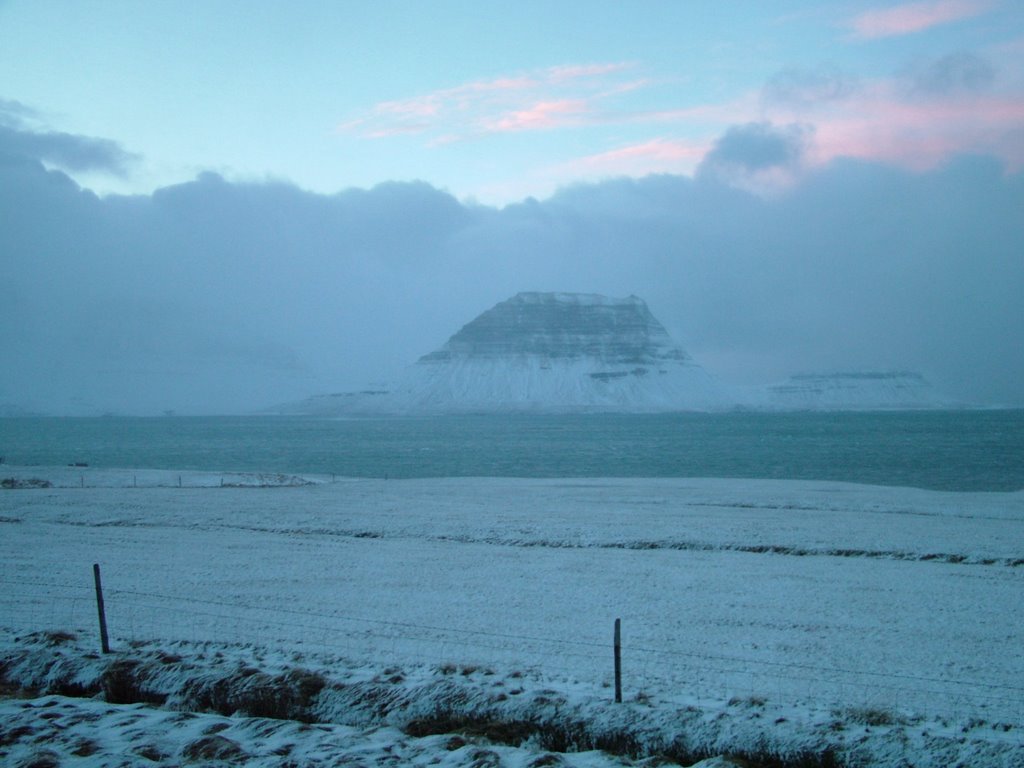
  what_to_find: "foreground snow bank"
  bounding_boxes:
[1,630,1020,768]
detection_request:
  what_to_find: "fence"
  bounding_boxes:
[2,568,1022,728]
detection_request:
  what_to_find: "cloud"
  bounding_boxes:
[763,65,860,106]
[480,99,592,133]
[800,90,1024,173]
[847,0,994,39]
[0,98,138,175]
[0,125,137,174]
[756,53,1023,174]
[696,122,809,192]
[905,51,996,95]
[565,138,709,177]
[336,47,1021,190]
[0,98,41,129]
[546,63,634,82]
[411,51,1021,191]
[701,123,808,172]
[3,139,1021,413]
[338,62,640,143]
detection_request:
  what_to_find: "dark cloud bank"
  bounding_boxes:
[2,120,1022,414]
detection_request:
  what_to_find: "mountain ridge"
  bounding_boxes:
[275,292,955,415]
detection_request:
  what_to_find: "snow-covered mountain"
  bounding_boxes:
[291,292,731,414]
[759,372,952,411]
[278,293,960,415]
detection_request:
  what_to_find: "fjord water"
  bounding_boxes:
[2,411,1022,492]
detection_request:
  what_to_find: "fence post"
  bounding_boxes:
[93,563,110,654]
[614,618,622,703]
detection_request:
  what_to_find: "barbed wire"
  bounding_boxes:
[1,577,1021,720]
[3,577,1020,696]
[0,576,95,592]
[105,585,1024,697]
[103,586,612,651]
[627,643,1024,694]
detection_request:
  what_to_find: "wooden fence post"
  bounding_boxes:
[93,563,110,654]
[614,618,622,703]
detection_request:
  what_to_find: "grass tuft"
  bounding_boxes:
[101,659,167,706]
[183,666,327,721]
[1,478,52,489]
[12,750,61,768]
[181,734,246,762]
[835,706,901,727]
[134,745,166,761]
[71,738,100,757]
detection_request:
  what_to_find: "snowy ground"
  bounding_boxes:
[1,466,1022,766]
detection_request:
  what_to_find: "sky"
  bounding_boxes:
[1,0,1023,414]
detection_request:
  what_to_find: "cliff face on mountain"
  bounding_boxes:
[419,292,691,365]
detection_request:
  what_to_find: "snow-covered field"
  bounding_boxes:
[2,466,1022,766]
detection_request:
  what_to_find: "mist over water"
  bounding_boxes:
[2,155,1023,415]
[3,411,1022,492]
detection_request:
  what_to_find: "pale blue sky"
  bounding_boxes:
[3,0,1021,202]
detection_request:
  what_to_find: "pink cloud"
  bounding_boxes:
[565,80,1024,185]
[563,138,710,178]
[364,124,432,139]
[546,63,635,82]
[335,54,1023,195]
[848,0,994,39]
[482,100,591,133]
[451,75,538,97]
[785,88,1024,171]
[558,82,1024,186]
[337,62,639,142]
[373,98,441,119]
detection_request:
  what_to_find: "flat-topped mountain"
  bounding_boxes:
[420,292,692,365]
[762,371,952,411]
[392,292,729,412]
[289,293,731,414]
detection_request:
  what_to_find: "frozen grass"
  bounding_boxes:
[2,630,1019,767]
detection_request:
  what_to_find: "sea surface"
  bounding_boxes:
[3,411,1023,492]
